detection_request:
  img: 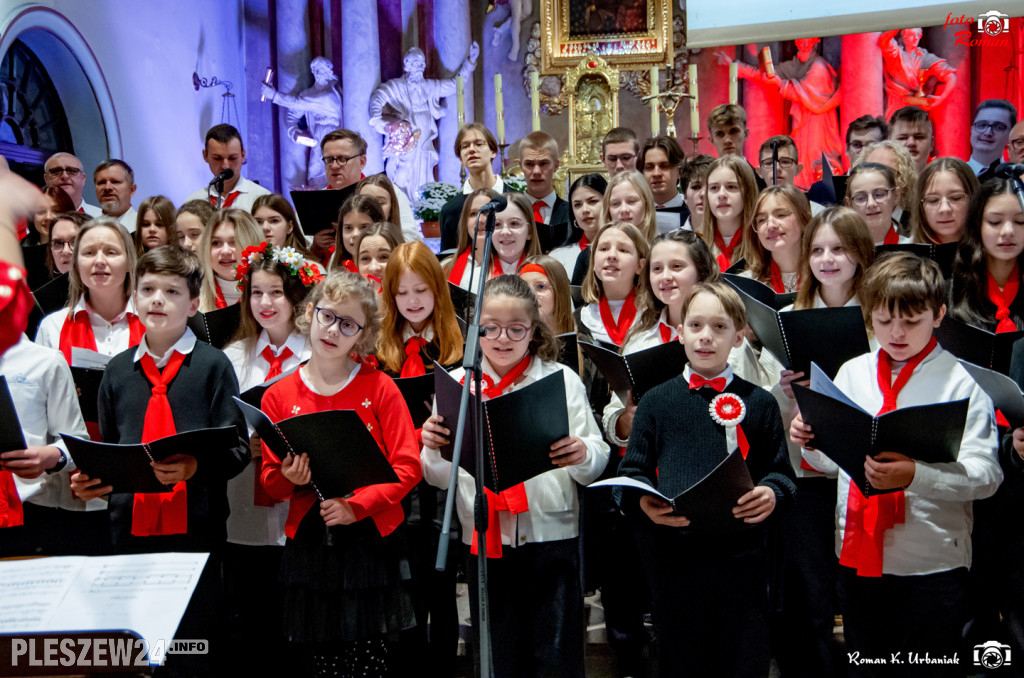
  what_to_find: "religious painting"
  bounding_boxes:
[541,0,672,74]
[565,54,619,181]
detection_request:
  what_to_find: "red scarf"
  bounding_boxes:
[464,353,534,558]
[599,291,637,346]
[491,252,528,279]
[253,348,291,507]
[578,234,590,251]
[838,336,937,577]
[987,265,1019,334]
[400,337,429,378]
[714,228,743,271]
[0,471,23,528]
[447,249,474,284]
[768,260,798,294]
[261,345,293,380]
[214,283,228,309]
[532,200,547,225]
[658,322,675,344]
[209,191,240,208]
[58,307,146,364]
[881,226,899,246]
[131,351,189,537]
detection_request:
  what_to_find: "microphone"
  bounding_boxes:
[480,195,508,212]
[769,139,781,151]
[208,168,234,187]
[995,163,1024,179]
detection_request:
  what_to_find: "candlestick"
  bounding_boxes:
[689,63,700,137]
[494,74,505,146]
[530,70,540,131]
[650,67,660,136]
[456,75,465,127]
[729,62,738,105]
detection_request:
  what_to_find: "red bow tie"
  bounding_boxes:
[689,374,726,392]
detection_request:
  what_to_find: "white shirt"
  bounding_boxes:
[392,190,423,243]
[968,156,991,176]
[1,336,96,511]
[462,175,504,194]
[222,329,310,546]
[133,326,197,368]
[654,193,686,234]
[185,176,272,213]
[78,201,102,218]
[112,206,138,234]
[36,298,139,358]
[801,345,1002,575]
[527,190,558,224]
[422,357,609,548]
[578,299,636,346]
[216,276,242,306]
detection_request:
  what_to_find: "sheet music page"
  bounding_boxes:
[70,347,113,369]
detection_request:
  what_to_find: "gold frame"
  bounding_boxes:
[565,54,619,174]
[540,0,672,74]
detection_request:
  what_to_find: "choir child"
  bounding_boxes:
[603,170,657,243]
[443,187,499,289]
[845,162,907,246]
[133,195,176,255]
[198,208,262,311]
[700,155,760,271]
[910,158,978,245]
[46,211,88,278]
[518,254,577,336]
[331,194,385,274]
[175,199,215,254]
[252,193,312,257]
[576,221,650,348]
[549,173,606,281]
[739,184,812,293]
[354,221,403,286]
[421,274,610,677]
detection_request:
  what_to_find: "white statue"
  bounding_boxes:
[369,43,480,202]
[261,57,343,189]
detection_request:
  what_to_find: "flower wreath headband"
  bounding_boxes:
[235,241,325,290]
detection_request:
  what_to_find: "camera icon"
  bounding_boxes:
[974,640,1012,669]
[977,10,1010,37]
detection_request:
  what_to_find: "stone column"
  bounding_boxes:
[840,32,883,169]
[275,0,311,190]
[434,0,473,185]
[341,0,383,173]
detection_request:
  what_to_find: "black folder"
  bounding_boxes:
[32,272,70,314]
[394,372,435,429]
[591,448,754,530]
[233,398,399,499]
[433,367,570,493]
[736,296,870,378]
[556,332,580,374]
[958,360,1024,429]
[875,242,957,278]
[448,282,477,323]
[238,366,302,409]
[290,185,357,234]
[723,272,798,310]
[70,367,105,422]
[60,426,238,494]
[791,365,968,497]
[578,340,687,403]
[569,285,584,308]
[724,258,747,275]
[187,304,242,350]
[934,315,1024,375]
[0,377,27,452]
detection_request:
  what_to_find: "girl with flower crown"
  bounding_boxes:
[221,241,322,673]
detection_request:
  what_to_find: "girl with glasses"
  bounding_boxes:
[421,274,609,678]
[911,158,979,245]
[740,185,813,293]
[845,162,906,245]
[259,271,421,676]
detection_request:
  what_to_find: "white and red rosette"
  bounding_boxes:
[709,393,746,427]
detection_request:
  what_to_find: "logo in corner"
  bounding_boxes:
[978,10,1010,36]
[974,640,1012,669]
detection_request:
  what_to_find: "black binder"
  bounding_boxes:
[958,360,1024,429]
[433,367,570,493]
[70,367,105,422]
[394,372,435,429]
[578,339,687,402]
[555,332,580,374]
[187,304,242,350]
[0,377,27,452]
[723,272,798,310]
[290,185,357,234]
[448,282,476,323]
[875,242,957,278]
[238,365,301,409]
[934,314,1024,375]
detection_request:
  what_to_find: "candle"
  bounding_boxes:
[456,75,465,127]
[729,62,738,105]
[494,73,505,145]
[531,70,540,132]
[650,67,659,137]
[689,63,700,137]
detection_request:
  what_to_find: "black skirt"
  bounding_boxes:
[279,509,417,644]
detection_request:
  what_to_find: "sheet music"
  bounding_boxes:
[809,362,866,413]
[71,347,113,369]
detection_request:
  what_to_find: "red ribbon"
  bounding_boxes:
[578,234,589,251]
[518,263,548,277]
[987,265,1019,334]
[689,374,726,391]
[598,290,637,346]
[209,191,240,208]
[58,308,146,365]
[0,470,23,528]
[658,322,675,344]
[768,260,798,294]
[714,228,743,271]
[839,336,936,577]
[491,252,527,279]
[447,249,474,284]
[214,283,228,309]
[882,226,900,246]
[532,199,547,225]
[131,352,189,537]
[400,337,429,378]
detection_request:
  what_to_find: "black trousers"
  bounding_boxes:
[467,537,585,678]
[838,565,969,678]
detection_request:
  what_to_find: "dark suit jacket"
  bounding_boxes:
[439,194,469,253]
[535,196,572,253]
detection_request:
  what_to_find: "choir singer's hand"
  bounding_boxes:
[733,485,776,523]
[321,497,356,526]
[778,370,807,400]
[865,451,915,490]
[69,471,112,501]
[151,454,198,485]
[615,391,637,440]
[282,452,312,486]
[549,436,587,467]
[640,495,690,527]
[0,446,62,479]
[1013,428,1024,461]
[789,412,815,450]
[421,414,451,450]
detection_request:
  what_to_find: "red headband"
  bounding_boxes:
[518,263,548,277]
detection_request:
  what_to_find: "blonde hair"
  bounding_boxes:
[793,207,875,311]
[198,209,263,312]
[519,254,576,335]
[740,185,812,283]
[857,140,917,213]
[601,170,657,242]
[67,218,137,311]
[682,282,746,330]
[700,156,759,265]
[297,271,380,357]
[582,221,651,305]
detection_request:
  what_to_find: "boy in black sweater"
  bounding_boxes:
[72,246,248,675]
[618,281,795,677]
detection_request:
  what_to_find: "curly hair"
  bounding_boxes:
[296,270,380,357]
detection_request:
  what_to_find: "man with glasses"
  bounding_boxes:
[1010,120,1024,165]
[439,122,503,251]
[600,127,640,178]
[968,99,1017,182]
[43,153,101,217]
[757,135,824,214]
[185,124,270,212]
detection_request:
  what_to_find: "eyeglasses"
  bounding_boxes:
[480,323,531,341]
[605,153,636,165]
[460,139,490,153]
[495,219,527,232]
[922,193,968,209]
[50,239,74,252]
[322,154,362,168]
[44,167,82,179]
[758,157,797,170]
[972,121,1009,134]
[850,188,896,207]
[848,141,871,152]
[1011,138,1024,151]
[314,307,364,336]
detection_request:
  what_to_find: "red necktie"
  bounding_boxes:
[688,374,726,391]
[598,291,637,346]
[987,265,1019,333]
[131,352,189,537]
[714,228,743,271]
[0,471,23,528]
[78,206,86,214]
[578,234,589,251]
[261,345,293,380]
[658,322,675,344]
[400,337,429,378]
[882,226,899,246]
[448,249,474,284]
[464,353,534,558]
[58,309,147,365]
[532,200,547,225]
[839,336,937,577]
[209,191,240,208]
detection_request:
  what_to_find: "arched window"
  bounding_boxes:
[0,39,73,167]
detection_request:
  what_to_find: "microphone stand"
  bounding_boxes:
[771,144,779,187]
[1006,170,1024,217]
[213,176,226,210]
[436,203,498,678]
